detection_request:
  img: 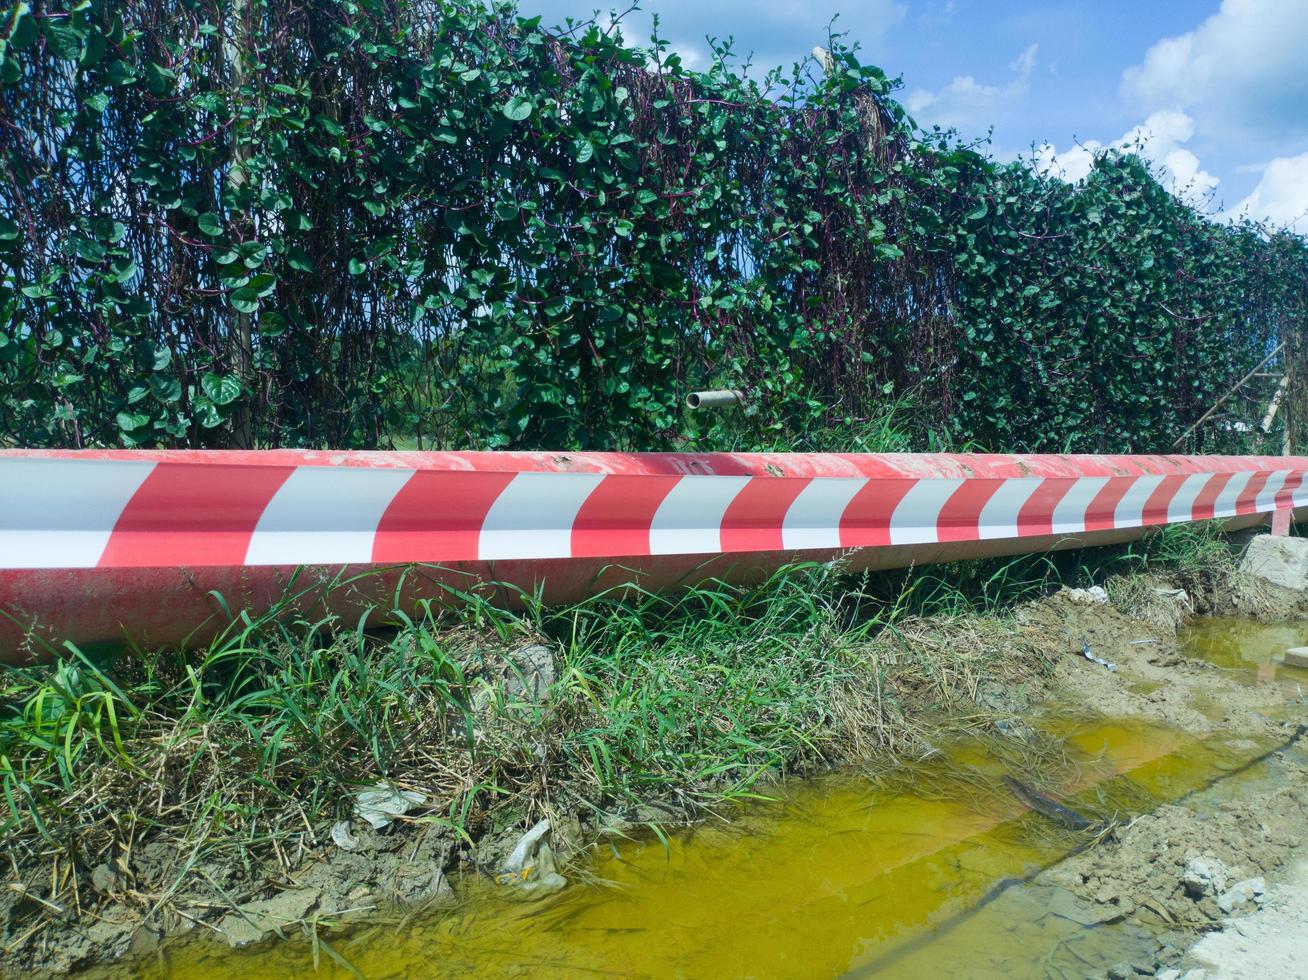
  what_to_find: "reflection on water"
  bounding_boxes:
[1180,617,1308,686]
[128,718,1272,979]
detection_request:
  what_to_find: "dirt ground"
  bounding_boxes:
[7,542,1308,977]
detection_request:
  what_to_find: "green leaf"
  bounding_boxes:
[116,411,148,433]
[152,346,172,370]
[197,213,223,236]
[229,287,259,313]
[201,372,241,406]
[502,94,534,121]
[150,374,182,403]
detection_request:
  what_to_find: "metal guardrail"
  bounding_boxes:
[1,449,1304,660]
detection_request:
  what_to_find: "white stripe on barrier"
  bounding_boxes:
[649,475,751,555]
[245,466,414,565]
[889,478,965,545]
[479,471,605,560]
[0,459,155,569]
[1167,472,1215,524]
[1113,474,1167,528]
[1253,471,1291,512]
[781,477,868,551]
[976,478,1042,541]
[1050,477,1110,535]
[1211,469,1255,519]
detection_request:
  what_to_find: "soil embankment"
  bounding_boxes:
[5,537,1308,977]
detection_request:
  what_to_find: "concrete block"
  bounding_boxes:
[1238,534,1308,591]
[1284,647,1308,669]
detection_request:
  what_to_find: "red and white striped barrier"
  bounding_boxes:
[1,449,1304,662]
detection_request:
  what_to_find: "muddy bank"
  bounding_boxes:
[1043,741,1308,976]
[1180,859,1308,978]
[5,537,1308,976]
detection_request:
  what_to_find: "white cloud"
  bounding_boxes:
[1227,152,1308,231]
[906,43,1037,130]
[1122,0,1308,145]
[1034,110,1219,206]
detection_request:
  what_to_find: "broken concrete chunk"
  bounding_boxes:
[1181,852,1230,898]
[1238,534,1308,591]
[1064,586,1109,605]
[1283,647,1308,670]
[1216,876,1265,914]
[353,781,427,830]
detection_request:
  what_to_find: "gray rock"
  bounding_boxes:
[1238,534,1308,590]
[1065,586,1109,605]
[1216,876,1265,914]
[1181,853,1230,898]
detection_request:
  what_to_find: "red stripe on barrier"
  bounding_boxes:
[1234,471,1273,515]
[1141,474,1189,526]
[1083,477,1138,532]
[839,478,918,547]
[719,477,811,553]
[99,463,295,568]
[1016,479,1073,536]
[936,478,1003,543]
[1274,471,1306,509]
[372,470,515,563]
[1190,472,1233,522]
[570,474,681,558]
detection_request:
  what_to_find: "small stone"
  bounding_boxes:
[1107,961,1133,980]
[1181,853,1229,898]
[1156,970,1181,980]
[1217,876,1266,914]
[1065,586,1109,605]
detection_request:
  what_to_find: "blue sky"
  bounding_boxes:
[519,0,1308,230]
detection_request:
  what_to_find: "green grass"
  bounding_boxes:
[0,522,1243,954]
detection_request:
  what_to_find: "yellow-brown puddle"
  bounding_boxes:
[126,621,1306,979]
[1180,617,1308,687]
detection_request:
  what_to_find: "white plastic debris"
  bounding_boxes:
[330,820,359,851]
[496,818,567,897]
[1080,637,1116,672]
[353,781,427,830]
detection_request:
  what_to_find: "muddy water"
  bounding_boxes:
[1180,617,1308,689]
[135,722,1276,979]
[126,619,1308,979]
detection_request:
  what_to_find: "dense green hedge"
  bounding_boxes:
[3,0,1306,453]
